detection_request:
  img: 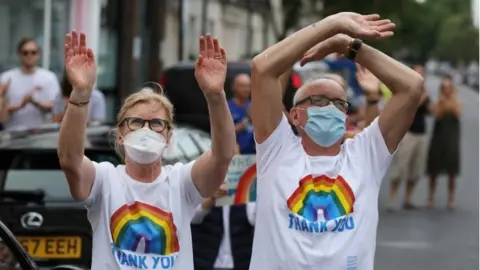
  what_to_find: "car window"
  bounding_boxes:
[0,151,120,201]
[163,127,212,163]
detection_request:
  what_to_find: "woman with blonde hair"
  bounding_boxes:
[57,31,236,269]
[426,75,461,210]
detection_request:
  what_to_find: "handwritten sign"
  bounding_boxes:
[215,155,257,206]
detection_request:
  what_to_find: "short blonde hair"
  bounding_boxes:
[114,84,174,160]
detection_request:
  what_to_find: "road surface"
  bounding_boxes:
[375,75,479,269]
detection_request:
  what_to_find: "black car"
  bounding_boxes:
[0,218,85,270]
[160,61,306,132]
[0,124,211,269]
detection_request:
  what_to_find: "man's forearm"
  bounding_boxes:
[58,90,89,169]
[206,92,236,162]
[356,45,423,95]
[252,18,338,78]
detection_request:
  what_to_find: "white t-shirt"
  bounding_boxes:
[0,67,60,130]
[249,115,393,270]
[86,161,204,270]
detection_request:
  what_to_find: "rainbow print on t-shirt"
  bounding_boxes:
[233,164,257,204]
[110,201,179,255]
[287,175,355,222]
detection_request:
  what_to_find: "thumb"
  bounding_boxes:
[195,55,203,68]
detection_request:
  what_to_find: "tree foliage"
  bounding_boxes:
[275,0,477,64]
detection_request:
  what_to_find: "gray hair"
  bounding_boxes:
[292,74,347,106]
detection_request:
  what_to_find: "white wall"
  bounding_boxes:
[162,0,277,68]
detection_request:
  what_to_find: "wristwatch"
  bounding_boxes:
[346,39,363,60]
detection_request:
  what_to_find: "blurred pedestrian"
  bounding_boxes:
[0,37,60,130]
[387,65,432,210]
[191,184,256,270]
[52,69,106,124]
[249,11,420,270]
[426,75,461,210]
[58,31,235,269]
[228,74,255,154]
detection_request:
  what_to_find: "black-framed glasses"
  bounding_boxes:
[121,117,170,133]
[294,95,350,112]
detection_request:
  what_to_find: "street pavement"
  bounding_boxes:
[375,75,479,269]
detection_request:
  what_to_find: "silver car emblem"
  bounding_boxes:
[20,212,43,229]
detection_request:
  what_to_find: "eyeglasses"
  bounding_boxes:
[121,117,170,133]
[295,95,350,112]
[22,50,37,56]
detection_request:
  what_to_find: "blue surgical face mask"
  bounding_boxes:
[300,104,347,147]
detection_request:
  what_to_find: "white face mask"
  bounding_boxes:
[123,128,166,165]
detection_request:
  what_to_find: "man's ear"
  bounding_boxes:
[290,107,300,126]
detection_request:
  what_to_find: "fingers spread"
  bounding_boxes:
[205,34,214,58]
[199,36,206,57]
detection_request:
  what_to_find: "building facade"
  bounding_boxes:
[0,0,277,121]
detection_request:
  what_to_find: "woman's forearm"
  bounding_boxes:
[206,92,236,162]
[58,90,90,170]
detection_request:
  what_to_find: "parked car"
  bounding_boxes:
[0,218,85,269]
[160,60,337,132]
[0,123,212,269]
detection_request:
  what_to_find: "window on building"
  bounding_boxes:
[188,15,197,60]
[49,0,70,77]
[0,0,45,72]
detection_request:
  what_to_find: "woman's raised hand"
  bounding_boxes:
[194,34,227,95]
[64,31,97,101]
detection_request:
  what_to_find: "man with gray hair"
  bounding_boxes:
[248,12,423,270]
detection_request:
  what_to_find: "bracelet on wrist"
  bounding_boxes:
[68,99,90,107]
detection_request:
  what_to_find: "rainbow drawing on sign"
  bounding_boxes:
[233,164,257,204]
[287,174,355,222]
[110,201,179,255]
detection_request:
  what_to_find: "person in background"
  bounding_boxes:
[426,75,461,210]
[228,74,255,154]
[323,53,363,95]
[387,64,432,210]
[0,83,8,130]
[52,69,106,124]
[191,181,256,270]
[0,37,60,130]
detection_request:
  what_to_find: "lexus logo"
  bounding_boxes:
[20,212,43,229]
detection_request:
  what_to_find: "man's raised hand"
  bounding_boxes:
[328,12,396,40]
[65,31,97,101]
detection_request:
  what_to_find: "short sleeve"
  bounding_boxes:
[173,161,205,209]
[52,94,64,115]
[346,117,394,186]
[254,114,298,176]
[0,72,9,84]
[84,161,114,208]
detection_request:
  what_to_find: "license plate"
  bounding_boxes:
[17,236,82,259]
